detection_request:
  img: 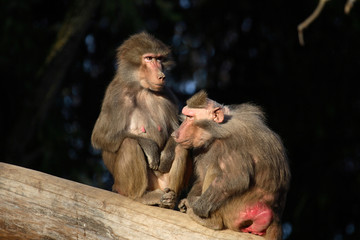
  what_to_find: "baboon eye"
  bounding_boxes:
[144,56,154,62]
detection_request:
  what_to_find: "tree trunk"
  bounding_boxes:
[0,162,262,240]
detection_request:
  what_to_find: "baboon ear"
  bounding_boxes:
[213,107,224,123]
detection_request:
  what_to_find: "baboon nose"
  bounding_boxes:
[158,72,165,80]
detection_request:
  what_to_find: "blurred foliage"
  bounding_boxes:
[1,0,360,239]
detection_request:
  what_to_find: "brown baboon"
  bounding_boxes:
[174,91,290,239]
[91,32,191,208]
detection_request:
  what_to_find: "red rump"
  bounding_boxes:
[236,202,273,236]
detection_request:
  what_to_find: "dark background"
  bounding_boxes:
[1,0,360,239]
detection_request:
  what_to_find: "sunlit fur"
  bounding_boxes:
[186,90,208,108]
[117,32,174,72]
[176,95,291,240]
[91,32,191,208]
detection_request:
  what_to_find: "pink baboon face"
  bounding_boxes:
[173,102,225,149]
[139,53,166,92]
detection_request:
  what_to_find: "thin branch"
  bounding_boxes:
[297,0,329,46]
[345,0,357,14]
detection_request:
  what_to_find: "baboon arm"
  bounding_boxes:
[192,151,255,218]
[158,137,177,173]
[91,82,135,152]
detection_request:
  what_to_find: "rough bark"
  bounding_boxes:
[0,162,263,240]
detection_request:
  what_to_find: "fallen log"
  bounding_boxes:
[0,162,262,240]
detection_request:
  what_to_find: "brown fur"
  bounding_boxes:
[186,90,208,108]
[91,32,191,208]
[175,91,290,239]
